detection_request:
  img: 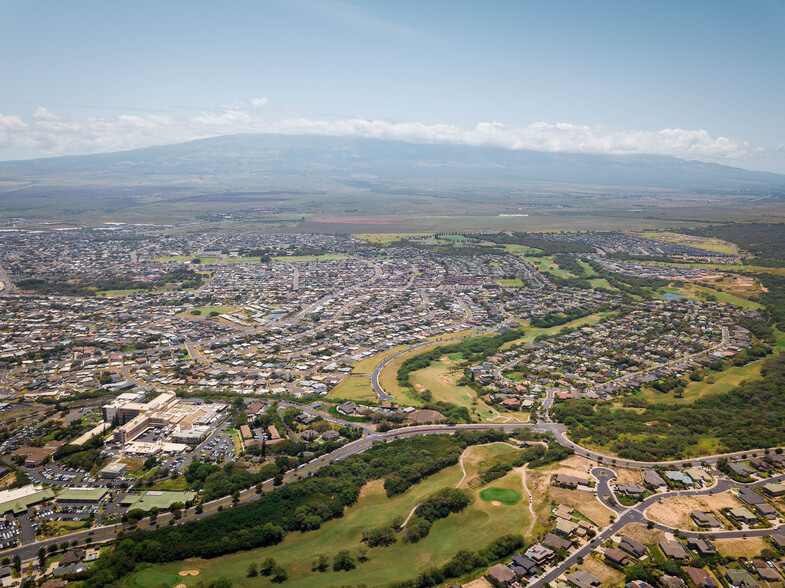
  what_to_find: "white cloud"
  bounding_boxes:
[0,104,767,164]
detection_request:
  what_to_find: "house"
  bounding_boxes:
[661,575,685,588]
[555,518,579,537]
[664,470,693,486]
[604,547,630,565]
[755,502,778,520]
[728,463,756,478]
[526,543,555,564]
[761,482,785,497]
[566,570,602,588]
[749,458,772,472]
[336,401,357,415]
[53,562,89,577]
[300,429,318,442]
[751,561,781,582]
[511,553,539,577]
[486,563,516,586]
[619,535,647,559]
[690,510,721,528]
[728,506,757,524]
[725,569,759,588]
[322,429,340,441]
[738,488,765,506]
[59,548,86,566]
[686,567,717,588]
[615,483,647,498]
[658,539,690,560]
[769,533,785,550]
[626,582,655,588]
[687,538,717,558]
[643,470,666,489]
[543,532,572,551]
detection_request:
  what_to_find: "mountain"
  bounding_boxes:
[1,133,783,190]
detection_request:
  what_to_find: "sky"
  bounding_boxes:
[1,0,784,172]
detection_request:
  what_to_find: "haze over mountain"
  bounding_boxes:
[2,133,784,194]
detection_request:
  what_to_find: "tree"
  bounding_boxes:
[312,553,329,572]
[38,547,47,569]
[358,545,369,562]
[271,564,288,583]
[333,550,357,571]
[12,555,21,574]
[260,557,277,576]
[247,562,258,577]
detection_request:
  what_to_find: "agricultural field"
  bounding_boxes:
[122,446,532,588]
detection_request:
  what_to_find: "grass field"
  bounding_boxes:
[377,342,449,404]
[478,487,522,505]
[122,450,532,588]
[427,328,479,342]
[494,278,525,287]
[500,312,613,351]
[351,346,407,374]
[408,360,495,419]
[641,361,763,404]
[641,231,738,256]
[328,377,378,403]
[503,244,542,255]
[657,284,762,310]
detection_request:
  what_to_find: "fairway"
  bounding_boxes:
[479,487,522,505]
[122,451,532,588]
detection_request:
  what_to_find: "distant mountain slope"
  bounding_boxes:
[1,133,783,190]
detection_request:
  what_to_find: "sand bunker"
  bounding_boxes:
[492,500,501,506]
[179,570,200,577]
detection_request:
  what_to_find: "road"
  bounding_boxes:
[0,260,15,295]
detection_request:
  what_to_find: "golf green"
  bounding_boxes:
[478,487,522,505]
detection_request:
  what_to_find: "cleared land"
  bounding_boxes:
[714,536,769,558]
[615,522,665,546]
[644,491,742,529]
[581,553,625,587]
[123,448,531,588]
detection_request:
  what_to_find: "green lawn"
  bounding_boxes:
[479,487,522,506]
[122,457,531,588]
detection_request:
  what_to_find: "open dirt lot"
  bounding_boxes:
[549,487,614,527]
[715,536,768,558]
[644,491,741,529]
[616,522,666,546]
[582,554,626,587]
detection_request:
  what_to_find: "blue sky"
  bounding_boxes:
[1,0,784,172]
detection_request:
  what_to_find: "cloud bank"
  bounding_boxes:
[0,101,765,164]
